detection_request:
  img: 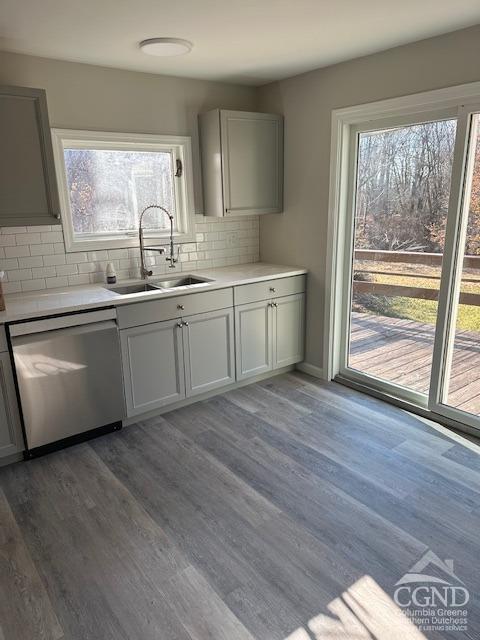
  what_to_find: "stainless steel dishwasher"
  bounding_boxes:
[9,308,125,457]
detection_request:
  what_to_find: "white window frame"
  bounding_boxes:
[51,129,196,252]
[324,80,480,437]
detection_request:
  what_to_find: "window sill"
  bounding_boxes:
[64,230,196,253]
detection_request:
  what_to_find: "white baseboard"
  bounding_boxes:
[296,361,326,379]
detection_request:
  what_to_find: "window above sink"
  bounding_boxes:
[51,129,196,252]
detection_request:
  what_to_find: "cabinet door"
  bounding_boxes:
[235,300,273,380]
[0,86,60,226]
[0,352,24,459]
[273,294,305,369]
[221,110,283,216]
[121,320,185,417]
[183,308,235,397]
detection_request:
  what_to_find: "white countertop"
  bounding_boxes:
[0,263,307,324]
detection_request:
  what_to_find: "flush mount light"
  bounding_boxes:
[139,38,193,57]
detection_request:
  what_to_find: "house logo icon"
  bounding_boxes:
[395,550,464,586]
[394,549,469,609]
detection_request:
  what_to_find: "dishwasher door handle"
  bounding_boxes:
[9,308,116,337]
[12,320,118,346]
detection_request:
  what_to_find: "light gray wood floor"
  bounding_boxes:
[0,372,479,639]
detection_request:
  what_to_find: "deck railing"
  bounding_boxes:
[353,249,480,306]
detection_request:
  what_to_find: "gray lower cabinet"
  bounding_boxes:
[121,318,185,417]
[235,300,273,380]
[184,308,235,398]
[0,352,24,460]
[121,308,235,417]
[273,293,305,368]
[236,293,305,381]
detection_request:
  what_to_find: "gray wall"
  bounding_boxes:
[257,24,480,373]
[0,51,257,215]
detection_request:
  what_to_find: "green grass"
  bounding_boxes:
[354,260,480,331]
[386,297,480,330]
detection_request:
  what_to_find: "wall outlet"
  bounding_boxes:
[226,231,239,247]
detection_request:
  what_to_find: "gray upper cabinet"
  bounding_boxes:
[0,86,60,226]
[199,109,283,217]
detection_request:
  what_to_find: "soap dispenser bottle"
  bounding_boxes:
[106,262,117,284]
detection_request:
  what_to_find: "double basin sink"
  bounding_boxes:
[107,275,212,296]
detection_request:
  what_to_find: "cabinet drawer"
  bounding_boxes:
[234,275,305,306]
[117,287,233,329]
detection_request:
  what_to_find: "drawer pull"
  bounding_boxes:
[184,321,189,327]
[177,322,183,328]
[177,304,185,310]
[269,287,276,292]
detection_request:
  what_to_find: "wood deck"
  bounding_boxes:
[350,311,480,414]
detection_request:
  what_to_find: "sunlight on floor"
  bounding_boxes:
[285,575,426,639]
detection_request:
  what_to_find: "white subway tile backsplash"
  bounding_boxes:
[67,274,90,286]
[107,249,129,260]
[55,264,78,277]
[66,252,88,264]
[5,245,30,258]
[8,269,33,281]
[43,254,67,266]
[45,276,69,289]
[41,231,64,243]
[1,226,26,234]
[16,233,42,245]
[18,256,44,269]
[21,279,46,292]
[30,244,55,256]
[0,236,17,247]
[32,266,57,279]
[27,225,52,232]
[0,259,19,271]
[0,216,259,291]
[78,262,98,274]
[87,251,109,262]
[3,282,22,294]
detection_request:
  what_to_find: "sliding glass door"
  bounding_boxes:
[430,108,480,429]
[339,103,480,431]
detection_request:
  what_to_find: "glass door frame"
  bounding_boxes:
[325,83,480,436]
[337,107,459,409]
[429,103,480,431]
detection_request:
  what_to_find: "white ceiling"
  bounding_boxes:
[1,0,479,86]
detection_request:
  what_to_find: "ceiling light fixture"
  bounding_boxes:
[139,38,193,57]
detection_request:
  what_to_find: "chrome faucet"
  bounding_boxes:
[138,205,179,279]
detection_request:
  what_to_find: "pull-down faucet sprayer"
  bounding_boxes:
[138,204,179,279]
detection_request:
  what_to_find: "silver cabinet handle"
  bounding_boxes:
[184,321,189,327]
[177,322,183,327]
[177,304,185,310]
[269,287,276,292]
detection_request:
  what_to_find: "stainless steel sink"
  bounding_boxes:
[107,275,211,295]
[156,275,211,289]
[108,283,162,295]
